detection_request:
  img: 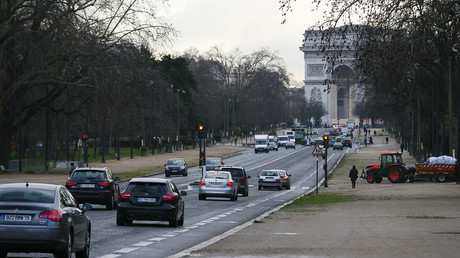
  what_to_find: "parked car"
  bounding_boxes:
[278,170,292,189]
[66,167,121,210]
[116,178,187,227]
[205,157,224,170]
[258,170,283,190]
[0,183,92,258]
[164,158,188,177]
[199,171,238,201]
[333,141,344,150]
[220,166,251,196]
[342,138,353,148]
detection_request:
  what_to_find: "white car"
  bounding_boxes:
[258,170,283,190]
[278,136,289,147]
[285,139,296,149]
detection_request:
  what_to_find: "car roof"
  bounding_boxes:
[168,158,184,161]
[74,167,109,172]
[129,178,171,184]
[0,183,59,191]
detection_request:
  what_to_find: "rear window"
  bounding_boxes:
[206,159,221,165]
[0,188,55,203]
[261,170,279,177]
[221,168,243,177]
[205,172,229,179]
[126,182,168,195]
[72,170,107,179]
[278,137,288,141]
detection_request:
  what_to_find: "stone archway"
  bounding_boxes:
[333,65,354,120]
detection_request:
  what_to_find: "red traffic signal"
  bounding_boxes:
[82,135,87,141]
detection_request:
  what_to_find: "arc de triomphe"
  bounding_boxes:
[299,29,361,126]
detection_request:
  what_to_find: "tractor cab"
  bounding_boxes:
[380,152,403,170]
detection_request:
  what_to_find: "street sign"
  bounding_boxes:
[312,144,323,156]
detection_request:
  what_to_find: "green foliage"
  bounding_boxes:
[281,193,354,213]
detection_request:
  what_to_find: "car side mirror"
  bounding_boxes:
[115,177,120,181]
[180,191,187,196]
[247,175,252,179]
[81,203,92,212]
[288,174,292,177]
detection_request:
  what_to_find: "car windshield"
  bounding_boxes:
[261,170,279,177]
[205,172,229,179]
[126,182,167,194]
[278,171,287,177]
[167,159,183,165]
[206,159,221,165]
[279,137,288,141]
[72,170,107,179]
[221,168,243,177]
[0,188,55,203]
[255,140,267,145]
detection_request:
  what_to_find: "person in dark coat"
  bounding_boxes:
[349,165,359,188]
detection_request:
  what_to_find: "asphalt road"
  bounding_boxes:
[8,135,357,258]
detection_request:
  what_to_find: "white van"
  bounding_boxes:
[278,135,289,147]
[268,135,278,151]
[254,134,270,153]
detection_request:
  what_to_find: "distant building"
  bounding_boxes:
[299,27,362,126]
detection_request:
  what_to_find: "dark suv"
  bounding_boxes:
[117,178,187,227]
[66,167,121,210]
[220,166,251,196]
[164,158,188,177]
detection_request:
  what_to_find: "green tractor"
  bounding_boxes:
[365,152,412,183]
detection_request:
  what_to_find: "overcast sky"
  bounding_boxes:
[161,0,322,85]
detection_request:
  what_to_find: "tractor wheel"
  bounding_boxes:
[375,176,383,183]
[388,166,404,183]
[436,173,447,183]
[366,173,375,183]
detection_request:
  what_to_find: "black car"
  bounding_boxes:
[220,166,251,197]
[117,178,187,227]
[342,138,353,148]
[66,167,121,210]
[164,158,188,177]
[0,183,91,258]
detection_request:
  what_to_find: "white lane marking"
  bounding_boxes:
[98,255,121,258]
[114,247,139,253]
[272,232,298,235]
[148,237,166,241]
[133,241,153,247]
[161,233,176,237]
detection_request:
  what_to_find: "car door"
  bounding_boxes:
[60,187,87,249]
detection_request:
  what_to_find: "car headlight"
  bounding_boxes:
[180,166,185,170]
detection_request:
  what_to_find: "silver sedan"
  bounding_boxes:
[199,171,238,201]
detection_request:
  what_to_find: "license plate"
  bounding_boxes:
[80,184,95,188]
[2,214,32,222]
[172,170,178,172]
[209,182,221,186]
[265,177,274,180]
[137,197,156,203]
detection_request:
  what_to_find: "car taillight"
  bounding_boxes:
[276,179,281,182]
[282,177,288,180]
[120,192,131,200]
[98,181,110,187]
[200,179,205,185]
[226,180,233,186]
[39,210,62,222]
[258,179,263,182]
[66,181,77,186]
[163,193,175,202]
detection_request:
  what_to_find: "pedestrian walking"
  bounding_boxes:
[455,161,460,184]
[385,137,389,144]
[349,165,359,189]
[68,162,76,175]
[400,143,404,154]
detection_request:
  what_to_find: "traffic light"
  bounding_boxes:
[323,135,329,148]
[198,125,205,139]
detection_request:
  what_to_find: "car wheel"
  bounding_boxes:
[75,230,90,258]
[178,208,184,226]
[165,172,170,177]
[116,215,125,226]
[169,211,178,228]
[258,185,262,190]
[0,250,8,257]
[55,231,72,258]
[199,194,206,200]
[278,185,282,191]
[183,171,187,176]
[285,185,291,190]
[243,188,248,197]
[106,195,114,210]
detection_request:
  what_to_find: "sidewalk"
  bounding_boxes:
[188,128,460,257]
